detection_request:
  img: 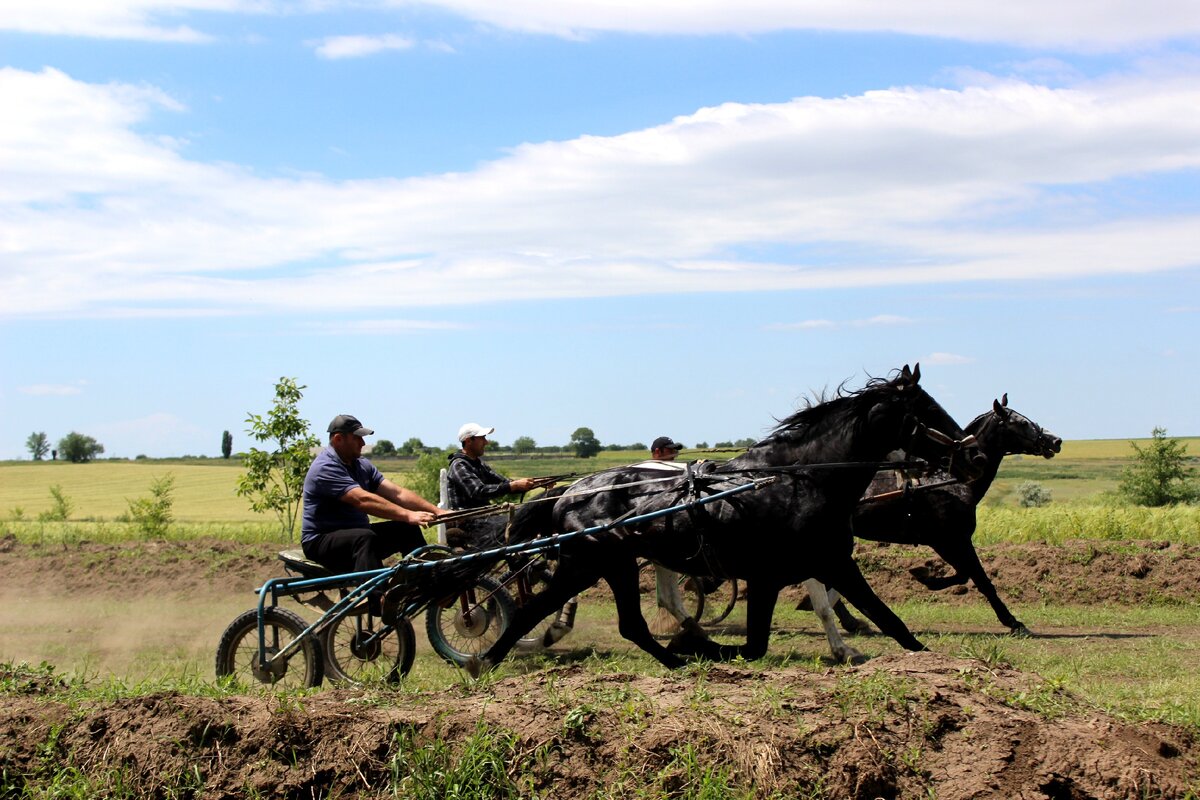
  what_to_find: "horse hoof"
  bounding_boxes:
[1009,624,1032,638]
[463,656,491,680]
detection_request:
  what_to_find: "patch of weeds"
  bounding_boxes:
[653,742,754,800]
[0,661,73,695]
[563,702,598,740]
[957,636,1012,669]
[389,720,539,800]
[831,671,918,726]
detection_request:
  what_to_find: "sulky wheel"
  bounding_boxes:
[424,574,516,666]
[215,607,323,689]
[322,611,417,685]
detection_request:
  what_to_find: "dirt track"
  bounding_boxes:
[2,535,1200,798]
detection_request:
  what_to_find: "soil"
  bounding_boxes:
[2,534,1199,798]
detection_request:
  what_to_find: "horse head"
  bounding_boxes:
[870,363,988,481]
[985,394,1062,459]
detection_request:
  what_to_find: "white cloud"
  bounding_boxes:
[401,0,1200,49]
[311,34,415,59]
[2,66,1200,319]
[923,352,975,365]
[18,382,86,396]
[304,319,468,334]
[2,1,1199,48]
[768,315,912,331]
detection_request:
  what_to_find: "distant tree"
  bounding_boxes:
[373,439,397,457]
[401,437,426,456]
[1119,428,1198,507]
[570,427,602,458]
[404,449,455,505]
[693,441,710,450]
[512,436,536,455]
[629,442,646,451]
[236,377,320,541]
[734,438,757,448]
[58,432,104,463]
[714,441,734,449]
[221,430,233,459]
[26,432,50,461]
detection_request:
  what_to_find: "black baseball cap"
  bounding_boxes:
[328,414,374,437]
[651,436,683,451]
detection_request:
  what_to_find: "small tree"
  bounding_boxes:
[221,430,233,459]
[405,449,455,505]
[26,432,50,461]
[125,474,176,537]
[37,485,73,521]
[401,437,426,456]
[512,436,536,455]
[373,439,397,457]
[1119,427,1198,507]
[570,427,602,458]
[236,377,320,541]
[57,432,104,463]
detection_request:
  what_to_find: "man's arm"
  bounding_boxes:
[339,482,443,526]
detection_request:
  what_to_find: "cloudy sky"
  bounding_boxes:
[1,1,1198,459]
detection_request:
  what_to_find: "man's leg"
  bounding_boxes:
[369,520,428,562]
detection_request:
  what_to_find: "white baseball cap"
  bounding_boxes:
[458,422,495,442]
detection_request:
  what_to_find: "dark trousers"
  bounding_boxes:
[303,520,427,576]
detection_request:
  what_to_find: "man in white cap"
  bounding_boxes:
[302,414,449,613]
[445,422,545,510]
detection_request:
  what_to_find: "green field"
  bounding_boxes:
[1,437,1196,538]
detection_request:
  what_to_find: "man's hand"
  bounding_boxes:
[509,477,540,492]
[405,510,439,527]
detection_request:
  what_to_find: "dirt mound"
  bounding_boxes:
[1,654,1193,799]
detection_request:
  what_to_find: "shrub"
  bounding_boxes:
[37,485,73,522]
[1017,481,1053,508]
[1119,428,1198,507]
[124,474,176,538]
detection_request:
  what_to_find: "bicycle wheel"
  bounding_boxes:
[215,607,323,689]
[425,574,516,666]
[638,560,703,632]
[503,558,571,653]
[694,576,739,626]
[322,612,417,685]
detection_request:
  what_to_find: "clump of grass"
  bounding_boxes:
[976,505,1200,545]
[388,720,543,799]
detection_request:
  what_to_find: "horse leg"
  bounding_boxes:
[823,560,926,652]
[802,579,867,664]
[831,594,874,634]
[605,558,690,669]
[650,565,686,636]
[930,538,1029,636]
[466,562,598,678]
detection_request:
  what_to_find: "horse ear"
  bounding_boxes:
[1001,392,1008,407]
[993,398,1004,415]
[911,363,921,384]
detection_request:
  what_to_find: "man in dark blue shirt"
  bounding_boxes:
[302,414,448,608]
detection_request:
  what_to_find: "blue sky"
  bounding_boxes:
[1,1,1198,459]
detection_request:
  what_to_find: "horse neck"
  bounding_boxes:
[964,412,1007,503]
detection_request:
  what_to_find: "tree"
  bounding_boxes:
[373,439,397,457]
[221,430,233,459]
[26,432,50,461]
[512,436,536,455]
[401,437,426,456]
[58,432,104,463]
[124,474,176,537]
[569,427,602,458]
[236,377,320,541]
[1119,427,1198,507]
[404,449,454,504]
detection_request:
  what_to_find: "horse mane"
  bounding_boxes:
[764,370,907,442]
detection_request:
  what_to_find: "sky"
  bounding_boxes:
[1,1,1198,460]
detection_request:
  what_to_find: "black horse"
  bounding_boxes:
[822,394,1061,637]
[454,365,986,676]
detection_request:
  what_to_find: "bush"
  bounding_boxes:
[403,449,455,505]
[1119,428,1198,507]
[1017,481,1053,508]
[37,485,73,522]
[124,474,175,537]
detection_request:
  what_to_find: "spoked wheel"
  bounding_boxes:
[322,611,417,685]
[425,574,516,666]
[215,607,324,689]
[693,576,740,626]
[638,560,704,634]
